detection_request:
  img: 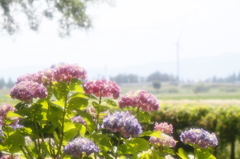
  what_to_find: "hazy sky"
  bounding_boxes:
[1,0,240,79]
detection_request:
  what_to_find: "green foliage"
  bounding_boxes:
[0,0,93,35]
[0,74,221,159]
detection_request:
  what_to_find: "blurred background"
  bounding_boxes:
[1,0,240,158]
[0,0,240,102]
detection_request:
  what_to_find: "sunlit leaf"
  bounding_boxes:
[6,111,23,118]
[104,99,118,107]
[69,78,84,93]
[177,148,190,159]
[68,97,88,110]
[139,131,161,138]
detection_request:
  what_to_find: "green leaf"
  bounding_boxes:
[136,111,151,123]
[36,99,49,109]
[52,82,69,100]
[77,110,96,133]
[139,131,161,138]
[104,99,118,107]
[119,138,149,155]
[196,148,216,159]
[84,94,98,100]
[53,100,65,108]
[92,101,109,112]
[74,123,86,135]
[5,131,24,153]
[6,111,23,118]
[177,148,190,159]
[68,97,88,110]
[69,78,84,93]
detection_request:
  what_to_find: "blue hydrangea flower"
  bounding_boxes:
[63,138,99,157]
[102,111,142,137]
[180,128,218,148]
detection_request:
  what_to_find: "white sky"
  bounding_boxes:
[0,0,240,79]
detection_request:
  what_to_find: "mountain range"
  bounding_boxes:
[1,53,240,82]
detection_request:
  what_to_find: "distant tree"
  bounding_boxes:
[152,81,161,92]
[0,0,107,36]
[0,78,5,89]
[110,74,139,84]
[147,71,177,82]
[6,78,14,89]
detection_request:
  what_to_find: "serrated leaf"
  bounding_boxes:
[6,111,23,118]
[84,94,98,100]
[52,82,69,100]
[177,148,190,159]
[119,138,149,155]
[136,111,150,123]
[5,131,24,153]
[53,100,65,107]
[104,99,118,107]
[139,131,161,138]
[68,97,88,110]
[69,78,84,93]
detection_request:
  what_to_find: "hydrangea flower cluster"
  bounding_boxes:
[102,111,142,137]
[149,133,176,147]
[71,116,86,125]
[17,63,87,85]
[118,90,159,111]
[149,122,176,147]
[180,128,218,148]
[0,154,22,159]
[83,79,120,99]
[0,104,23,129]
[154,122,173,134]
[52,63,87,82]
[63,138,99,157]
[10,81,48,102]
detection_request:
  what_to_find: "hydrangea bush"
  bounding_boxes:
[0,63,218,159]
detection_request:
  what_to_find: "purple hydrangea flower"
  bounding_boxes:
[118,90,159,111]
[0,104,23,129]
[52,63,87,82]
[102,111,142,137]
[149,133,176,147]
[10,81,48,102]
[84,79,120,99]
[180,128,218,148]
[71,116,86,125]
[154,122,173,134]
[63,138,99,157]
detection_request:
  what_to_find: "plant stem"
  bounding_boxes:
[95,96,102,132]
[56,95,68,158]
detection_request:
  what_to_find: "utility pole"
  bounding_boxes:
[176,37,181,85]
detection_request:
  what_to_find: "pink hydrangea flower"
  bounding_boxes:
[10,81,48,102]
[154,122,173,134]
[83,79,120,99]
[0,104,23,129]
[149,133,176,147]
[17,69,54,85]
[52,63,87,82]
[118,90,159,111]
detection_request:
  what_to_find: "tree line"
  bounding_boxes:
[110,71,177,84]
[110,71,240,85]
[0,78,15,89]
[206,72,240,83]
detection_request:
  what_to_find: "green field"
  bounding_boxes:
[1,82,240,105]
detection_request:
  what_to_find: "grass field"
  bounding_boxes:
[1,82,240,105]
